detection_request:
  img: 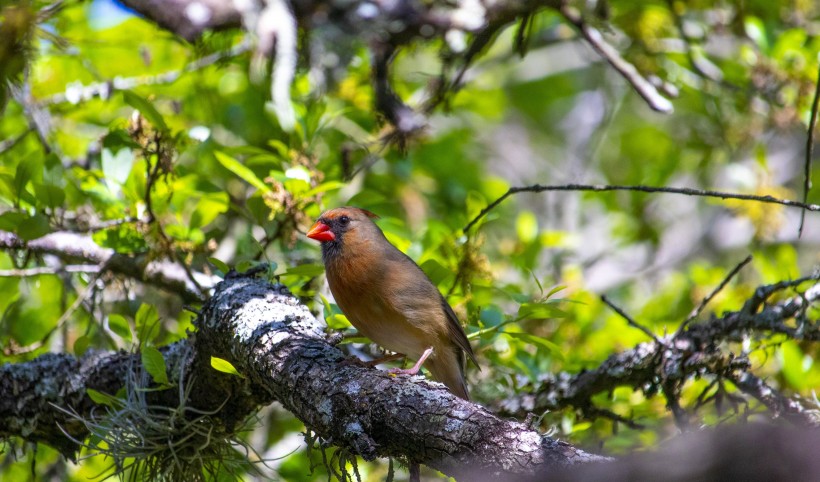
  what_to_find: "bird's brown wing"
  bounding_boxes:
[381,245,479,368]
[439,297,479,368]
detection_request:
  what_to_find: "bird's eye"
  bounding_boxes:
[339,215,350,225]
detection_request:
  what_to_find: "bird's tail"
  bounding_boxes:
[426,348,470,400]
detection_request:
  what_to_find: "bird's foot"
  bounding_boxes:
[387,347,434,377]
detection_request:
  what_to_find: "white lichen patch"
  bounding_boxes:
[344,380,361,395]
[345,421,364,435]
[231,294,314,342]
[318,398,333,425]
[514,430,542,453]
[444,417,464,432]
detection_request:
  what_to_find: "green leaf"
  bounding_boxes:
[141,346,169,385]
[504,332,563,359]
[122,90,168,131]
[325,313,351,330]
[303,181,346,198]
[319,294,334,317]
[101,147,135,185]
[208,257,229,273]
[479,307,504,327]
[210,356,245,378]
[135,303,161,344]
[108,314,132,342]
[743,16,769,51]
[0,211,27,231]
[419,259,451,286]
[214,151,271,192]
[545,285,567,298]
[33,183,65,209]
[74,335,90,356]
[16,213,51,241]
[14,158,42,203]
[517,301,568,320]
[87,388,121,408]
[236,260,254,273]
[190,192,229,229]
[282,263,325,277]
[93,224,149,254]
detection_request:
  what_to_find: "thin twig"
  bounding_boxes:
[799,61,820,237]
[0,265,101,277]
[40,40,252,106]
[583,406,646,430]
[462,183,820,233]
[560,6,673,113]
[3,269,103,355]
[745,274,820,314]
[83,216,140,233]
[662,382,690,430]
[0,129,32,155]
[601,295,663,345]
[677,255,753,334]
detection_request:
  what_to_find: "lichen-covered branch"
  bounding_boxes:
[0,230,216,303]
[0,274,607,480]
[498,277,820,427]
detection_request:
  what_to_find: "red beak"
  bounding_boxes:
[307,221,335,242]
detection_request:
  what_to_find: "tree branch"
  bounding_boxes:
[463,183,820,233]
[559,5,674,113]
[0,275,608,479]
[0,231,215,303]
[497,276,820,426]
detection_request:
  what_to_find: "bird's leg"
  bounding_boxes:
[388,347,433,376]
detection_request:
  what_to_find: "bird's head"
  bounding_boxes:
[307,207,381,253]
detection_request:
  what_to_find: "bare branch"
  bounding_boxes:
[40,41,251,106]
[463,183,820,233]
[678,255,754,334]
[0,264,100,277]
[559,5,674,113]
[601,295,662,345]
[0,129,32,155]
[800,61,820,237]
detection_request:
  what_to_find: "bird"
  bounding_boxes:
[306,206,478,400]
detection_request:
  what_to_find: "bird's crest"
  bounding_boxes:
[324,206,380,220]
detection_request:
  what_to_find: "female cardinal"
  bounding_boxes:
[307,207,478,400]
